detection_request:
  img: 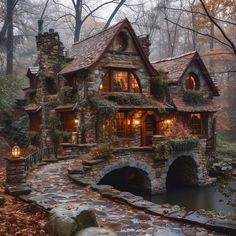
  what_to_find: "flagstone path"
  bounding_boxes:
[26,160,225,236]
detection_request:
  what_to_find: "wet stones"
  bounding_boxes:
[0,196,5,206]
[44,206,116,236]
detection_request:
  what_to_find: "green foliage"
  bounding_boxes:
[183,90,207,105]
[90,144,113,160]
[0,75,23,112]
[3,115,29,147]
[169,137,199,151]
[28,131,40,146]
[150,71,170,102]
[153,137,199,161]
[58,86,77,104]
[112,93,151,105]
[45,100,60,110]
[48,114,62,151]
[216,134,236,160]
[89,95,118,119]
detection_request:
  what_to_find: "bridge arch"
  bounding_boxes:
[166,155,199,188]
[95,158,158,194]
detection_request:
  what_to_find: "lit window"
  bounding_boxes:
[99,71,141,93]
[113,71,128,92]
[185,74,200,90]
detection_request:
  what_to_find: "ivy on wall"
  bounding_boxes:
[58,86,77,104]
[150,69,170,102]
[183,90,207,105]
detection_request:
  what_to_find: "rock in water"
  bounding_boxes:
[75,227,117,236]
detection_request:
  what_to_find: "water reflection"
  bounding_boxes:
[146,181,236,215]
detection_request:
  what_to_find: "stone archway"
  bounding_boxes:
[166,156,198,188]
[95,158,159,194]
[98,167,151,194]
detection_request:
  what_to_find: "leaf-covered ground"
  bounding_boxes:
[0,145,49,236]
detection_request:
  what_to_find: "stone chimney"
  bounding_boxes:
[138,35,151,57]
[38,19,43,34]
[36,30,65,77]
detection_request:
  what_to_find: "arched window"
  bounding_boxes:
[114,31,128,52]
[185,73,200,90]
[99,71,141,93]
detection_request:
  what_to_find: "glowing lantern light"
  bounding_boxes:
[12,145,21,158]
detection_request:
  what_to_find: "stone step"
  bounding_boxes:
[82,159,104,166]
[83,165,92,171]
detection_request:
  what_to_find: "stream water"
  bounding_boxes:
[144,180,236,215]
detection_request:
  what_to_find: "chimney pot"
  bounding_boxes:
[49,28,54,33]
[38,19,43,34]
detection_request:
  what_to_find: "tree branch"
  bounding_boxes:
[82,0,119,24]
[165,17,233,50]
[103,0,126,29]
[199,0,236,56]
[160,6,236,26]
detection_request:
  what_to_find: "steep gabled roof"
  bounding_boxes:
[173,98,220,113]
[152,51,219,96]
[152,51,196,83]
[60,18,156,75]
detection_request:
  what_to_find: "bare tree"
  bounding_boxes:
[50,0,127,42]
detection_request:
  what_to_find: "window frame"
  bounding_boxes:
[185,73,200,91]
[100,70,141,93]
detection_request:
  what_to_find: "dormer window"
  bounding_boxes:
[114,31,128,52]
[185,73,200,90]
[100,71,141,93]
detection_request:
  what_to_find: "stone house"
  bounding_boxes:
[25,18,220,151]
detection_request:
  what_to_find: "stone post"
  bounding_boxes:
[5,157,31,196]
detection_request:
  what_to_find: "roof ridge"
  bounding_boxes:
[73,18,127,46]
[152,51,197,64]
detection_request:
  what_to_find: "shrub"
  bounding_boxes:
[3,115,29,147]
[89,144,112,160]
[183,90,207,105]
[58,86,77,104]
[164,123,192,139]
[89,96,118,119]
[28,131,40,146]
[112,93,151,106]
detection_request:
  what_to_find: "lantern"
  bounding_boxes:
[12,144,20,158]
[133,118,140,127]
[165,119,172,128]
[74,118,80,126]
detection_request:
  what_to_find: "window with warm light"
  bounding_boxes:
[185,73,200,90]
[99,71,141,93]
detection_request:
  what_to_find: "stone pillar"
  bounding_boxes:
[5,157,31,196]
[134,127,141,146]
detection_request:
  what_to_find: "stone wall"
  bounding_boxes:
[87,51,151,95]
[80,138,211,194]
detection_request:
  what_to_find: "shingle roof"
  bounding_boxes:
[152,51,196,83]
[60,18,156,75]
[173,98,220,113]
[152,51,219,96]
[25,104,41,113]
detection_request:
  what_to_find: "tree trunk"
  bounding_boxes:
[74,0,82,42]
[103,0,126,29]
[6,0,14,75]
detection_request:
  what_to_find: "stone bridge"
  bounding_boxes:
[72,137,213,194]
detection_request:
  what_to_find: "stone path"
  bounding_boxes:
[25,160,225,236]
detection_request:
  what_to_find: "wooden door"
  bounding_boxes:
[144,115,156,146]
